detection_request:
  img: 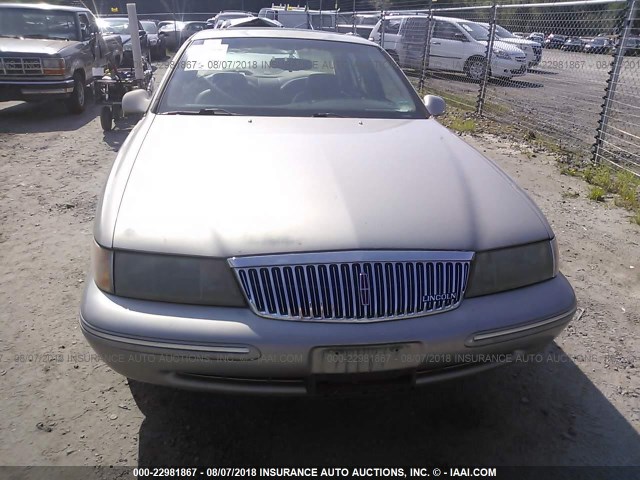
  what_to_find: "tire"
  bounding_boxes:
[465,57,488,81]
[65,72,86,114]
[100,106,113,132]
[112,104,122,120]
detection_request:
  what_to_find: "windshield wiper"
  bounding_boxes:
[310,112,345,118]
[161,108,238,116]
[0,34,21,39]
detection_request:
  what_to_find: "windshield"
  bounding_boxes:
[157,37,426,119]
[358,16,379,26]
[215,13,253,27]
[458,22,488,41]
[100,18,137,35]
[220,13,253,20]
[159,21,186,31]
[494,25,515,39]
[141,21,158,34]
[0,8,78,41]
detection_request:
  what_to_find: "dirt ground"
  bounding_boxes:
[0,65,639,469]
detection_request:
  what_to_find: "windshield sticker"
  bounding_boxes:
[184,42,229,70]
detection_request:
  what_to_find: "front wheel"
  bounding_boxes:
[466,57,488,81]
[100,106,113,132]
[65,72,86,114]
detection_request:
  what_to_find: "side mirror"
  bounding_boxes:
[139,29,147,38]
[122,89,151,116]
[424,95,446,117]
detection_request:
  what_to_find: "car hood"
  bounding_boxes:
[479,40,525,55]
[110,116,552,257]
[118,34,132,44]
[0,37,72,55]
[499,37,540,47]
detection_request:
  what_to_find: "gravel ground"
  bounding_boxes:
[0,60,639,469]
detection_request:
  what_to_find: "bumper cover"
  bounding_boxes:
[80,274,576,395]
[491,58,527,77]
[0,78,75,101]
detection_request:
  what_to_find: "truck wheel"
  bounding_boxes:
[100,106,113,132]
[66,72,86,114]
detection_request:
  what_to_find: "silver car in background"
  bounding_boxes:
[480,23,542,68]
[369,16,528,80]
[81,29,576,396]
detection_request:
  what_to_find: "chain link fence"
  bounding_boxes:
[304,0,639,175]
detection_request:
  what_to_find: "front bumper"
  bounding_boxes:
[491,57,528,77]
[0,78,75,101]
[80,274,576,395]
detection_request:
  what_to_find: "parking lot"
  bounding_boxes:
[417,48,640,163]
[0,55,638,466]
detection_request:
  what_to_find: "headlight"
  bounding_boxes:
[92,241,114,293]
[113,251,246,306]
[42,57,65,75]
[465,239,558,298]
[492,48,512,60]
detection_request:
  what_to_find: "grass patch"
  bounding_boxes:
[613,170,640,209]
[584,164,614,190]
[448,117,476,133]
[588,186,606,202]
[560,166,581,177]
[560,164,640,221]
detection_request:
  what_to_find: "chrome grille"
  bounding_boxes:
[0,57,43,75]
[229,251,473,322]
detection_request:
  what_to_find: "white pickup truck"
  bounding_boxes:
[0,3,123,113]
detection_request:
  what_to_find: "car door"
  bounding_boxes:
[430,20,468,72]
[87,12,108,70]
[77,13,98,77]
[400,17,429,69]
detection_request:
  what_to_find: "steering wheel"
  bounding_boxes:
[195,75,245,104]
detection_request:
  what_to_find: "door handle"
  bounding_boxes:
[431,41,441,45]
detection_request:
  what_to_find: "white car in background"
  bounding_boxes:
[370,15,528,80]
[480,23,542,67]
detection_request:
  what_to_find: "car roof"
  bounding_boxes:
[0,2,89,13]
[382,14,468,22]
[191,27,374,45]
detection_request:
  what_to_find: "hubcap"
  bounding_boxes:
[469,61,485,80]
